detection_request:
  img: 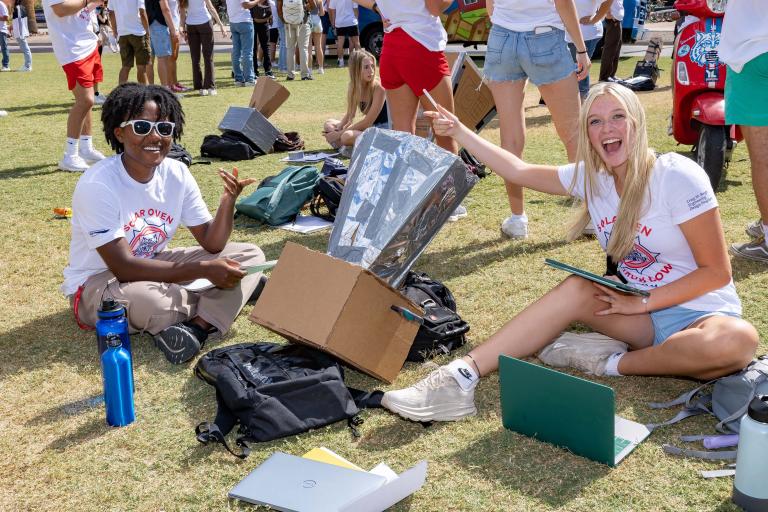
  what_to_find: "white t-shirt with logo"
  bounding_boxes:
[108,0,147,36]
[225,0,252,24]
[719,0,768,73]
[61,156,213,296]
[491,0,564,32]
[185,0,212,25]
[0,2,9,35]
[42,0,99,65]
[377,0,447,52]
[557,153,741,315]
[328,0,356,28]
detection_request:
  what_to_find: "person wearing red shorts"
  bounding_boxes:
[353,0,457,156]
[42,0,108,172]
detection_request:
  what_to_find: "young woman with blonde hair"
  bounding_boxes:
[381,83,759,423]
[323,49,387,149]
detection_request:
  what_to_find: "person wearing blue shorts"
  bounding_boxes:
[146,0,180,89]
[381,84,758,423]
[483,0,591,241]
[720,0,768,263]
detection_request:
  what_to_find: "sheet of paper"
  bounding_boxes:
[339,461,428,512]
[281,151,339,163]
[369,462,398,483]
[275,214,333,233]
[181,260,277,292]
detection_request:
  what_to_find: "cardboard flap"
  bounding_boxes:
[339,461,428,512]
[248,78,290,118]
[250,242,360,346]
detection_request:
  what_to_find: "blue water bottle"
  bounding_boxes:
[101,335,136,427]
[96,299,132,359]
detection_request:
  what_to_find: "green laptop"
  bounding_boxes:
[499,355,651,466]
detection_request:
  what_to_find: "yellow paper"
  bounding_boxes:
[302,447,363,472]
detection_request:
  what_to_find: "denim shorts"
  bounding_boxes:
[483,24,575,86]
[650,306,741,346]
[149,21,173,57]
[309,14,323,33]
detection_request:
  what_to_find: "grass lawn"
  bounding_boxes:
[0,51,766,511]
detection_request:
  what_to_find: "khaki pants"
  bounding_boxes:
[75,242,265,335]
[285,22,310,79]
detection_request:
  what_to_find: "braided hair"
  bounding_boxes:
[101,83,185,153]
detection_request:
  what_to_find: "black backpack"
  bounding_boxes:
[399,271,469,362]
[200,132,259,161]
[194,342,382,458]
[167,142,193,167]
[309,174,345,222]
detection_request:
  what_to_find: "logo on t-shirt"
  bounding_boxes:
[621,236,661,275]
[128,220,169,258]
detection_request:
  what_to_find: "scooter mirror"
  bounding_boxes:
[706,0,727,14]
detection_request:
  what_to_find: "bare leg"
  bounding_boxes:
[67,83,95,139]
[323,118,344,146]
[386,83,419,134]
[467,276,756,380]
[742,125,768,223]
[538,74,581,161]
[118,66,131,84]
[340,129,362,146]
[336,35,345,61]
[419,75,458,153]
[350,35,360,50]
[313,32,324,69]
[488,79,527,215]
[137,64,149,84]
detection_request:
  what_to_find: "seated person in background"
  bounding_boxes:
[323,49,387,151]
[382,83,759,422]
[62,83,264,364]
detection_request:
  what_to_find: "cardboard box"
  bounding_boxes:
[248,77,290,118]
[249,242,422,382]
[217,106,282,154]
[453,55,497,132]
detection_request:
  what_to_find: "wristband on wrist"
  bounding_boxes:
[577,50,587,54]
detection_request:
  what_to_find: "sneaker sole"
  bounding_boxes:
[500,228,528,239]
[729,245,768,263]
[381,395,476,422]
[745,223,763,239]
[59,163,89,172]
[153,328,201,364]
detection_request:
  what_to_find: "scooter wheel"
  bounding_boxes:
[695,125,727,191]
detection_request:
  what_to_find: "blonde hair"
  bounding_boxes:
[345,50,379,119]
[566,82,657,261]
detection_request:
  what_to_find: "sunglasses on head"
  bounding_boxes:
[119,119,176,137]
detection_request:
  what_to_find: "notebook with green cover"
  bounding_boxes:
[499,355,651,466]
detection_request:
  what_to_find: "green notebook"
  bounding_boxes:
[499,356,651,466]
[544,258,650,297]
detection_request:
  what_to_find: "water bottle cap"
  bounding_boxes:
[100,298,123,313]
[106,334,122,348]
[747,395,768,424]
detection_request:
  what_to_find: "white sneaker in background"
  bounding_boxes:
[199,89,209,96]
[501,215,529,239]
[59,154,90,172]
[537,332,629,376]
[0,110,7,117]
[208,88,218,96]
[79,146,106,164]
[0,67,10,72]
[16,65,32,72]
[317,67,324,75]
[381,365,477,422]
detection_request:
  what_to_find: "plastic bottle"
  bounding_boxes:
[101,335,135,427]
[732,395,768,511]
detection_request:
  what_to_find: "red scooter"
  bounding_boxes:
[671,0,741,189]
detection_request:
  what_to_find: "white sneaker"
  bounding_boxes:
[199,89,209,96]
[317,67,325,75]
[208,88,218,96]
[381,365,477,422]
[0,67,10,72]
[745,219,764,239]
[79,146,106,164]
[447,204,468,222]
[537,332,628,376]
[94,94,107,105]
[59,153,91,172]
[16,65,32,72]
[337,58,344,67]
[0,110,7,117]
[501,215,529,239]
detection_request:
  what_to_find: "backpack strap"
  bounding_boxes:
[645,406,708,432]
[648,379,715,409]
[196,422,252,459]
[662,443,737,461]
[715,372,767,433]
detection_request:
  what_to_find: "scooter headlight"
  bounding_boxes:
[706,0,727,14]
[676,61,690,86]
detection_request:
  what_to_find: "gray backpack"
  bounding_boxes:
[647,356,768,460]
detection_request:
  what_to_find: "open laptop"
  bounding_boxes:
[499,356,651,466]
[229,452,387,511]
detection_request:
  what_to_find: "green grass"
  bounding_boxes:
[0,52,766,511]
